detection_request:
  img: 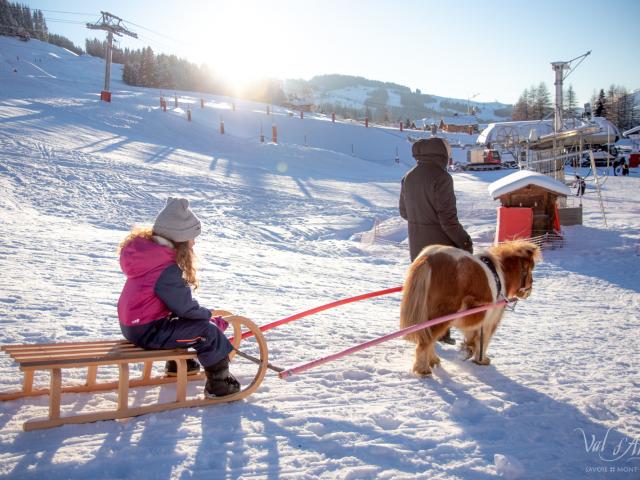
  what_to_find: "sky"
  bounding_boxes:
[21,0,640,105]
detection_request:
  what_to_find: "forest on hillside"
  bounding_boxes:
[512,82,638,130]
[0,0,82,54]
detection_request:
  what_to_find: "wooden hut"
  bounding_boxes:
[488,170,570,243]
[439,114,478,134]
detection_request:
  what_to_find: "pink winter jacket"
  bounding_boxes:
[118,237,176,327]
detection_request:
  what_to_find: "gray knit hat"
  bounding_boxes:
[153,197,202,242]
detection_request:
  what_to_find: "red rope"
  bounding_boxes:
[233,286,402,342]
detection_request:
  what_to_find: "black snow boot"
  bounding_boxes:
[165,358,200,377]
[204,357,240,398]
[438,328,456,345]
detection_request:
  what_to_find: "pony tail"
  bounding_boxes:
[400,255,433,344]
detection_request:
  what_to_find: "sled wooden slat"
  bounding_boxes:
[3,339,129,351]
[8,347,149,363]
[0,315,269,431]
[10,344,145,358]
[8,343,146,357]
[15,349,199,369]
[13,351,150,365]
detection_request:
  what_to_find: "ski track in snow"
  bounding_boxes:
[0,37,639,479]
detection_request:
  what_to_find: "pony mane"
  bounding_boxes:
[488,240,541,263]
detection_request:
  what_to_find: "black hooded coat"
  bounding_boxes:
[399,138,473,261]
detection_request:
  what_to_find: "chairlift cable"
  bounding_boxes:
[37,9,96,16]
[119,18,182,45]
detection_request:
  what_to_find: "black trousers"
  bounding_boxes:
[121,316,233,369]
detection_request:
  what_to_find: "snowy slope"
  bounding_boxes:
[424,95,512,122]
[1,37,639,479]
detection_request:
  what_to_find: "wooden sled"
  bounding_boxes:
[0,312,268,431]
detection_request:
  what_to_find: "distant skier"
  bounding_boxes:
[574,175,586,197]
[622,159,630,176]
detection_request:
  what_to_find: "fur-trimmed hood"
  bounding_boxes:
[119,237,176,279]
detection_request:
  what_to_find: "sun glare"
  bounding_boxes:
[189,4,285,95]
[185,2,317,97]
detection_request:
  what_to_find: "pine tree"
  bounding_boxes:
[594,89,606,117]
[524,87,534,119]
[633,91,640,127]
[512,89,531,120]
[8,2,21,28]
[123,62,137,85]
[140,47,157,87]
[0,0,11,28]
[47,33,83,55]
[156,54,176,89]
[533,82,551,120]
[598,85,634,130]
[564,84,578,118]
[616,91,630,130]
[39,10,47,39]
[20,5,32,32]
[605,85,619,126]
[31,9,46,40]
[620,90,635,130]
[31,10,41,39]
[86,38,108,59]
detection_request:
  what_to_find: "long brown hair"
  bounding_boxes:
[118,226,199,288]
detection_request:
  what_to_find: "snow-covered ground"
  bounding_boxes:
[0,37,639,479]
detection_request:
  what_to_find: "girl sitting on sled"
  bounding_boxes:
[117,197,239,397]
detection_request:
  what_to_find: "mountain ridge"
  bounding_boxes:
[283,73,513,124]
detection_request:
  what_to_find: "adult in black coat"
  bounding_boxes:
[399,137,473,344]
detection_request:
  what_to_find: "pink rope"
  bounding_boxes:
[278,299,509,378]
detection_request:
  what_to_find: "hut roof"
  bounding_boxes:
[441,115,478,126]
[488,170,570,199]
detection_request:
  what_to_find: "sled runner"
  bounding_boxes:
[0,312,268,431]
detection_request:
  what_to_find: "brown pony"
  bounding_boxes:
[400,240,541,376]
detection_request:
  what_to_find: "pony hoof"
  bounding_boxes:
[413,366,433,377]
[461,347,473,360]
[473,356,491,366]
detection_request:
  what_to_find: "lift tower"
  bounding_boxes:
[550,51,591,132]
[87,12,138,102]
